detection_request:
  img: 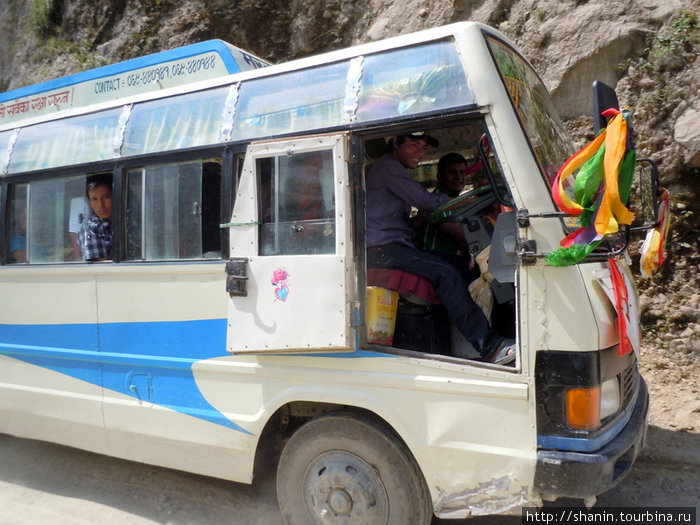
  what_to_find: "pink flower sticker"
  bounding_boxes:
[271,268,290,302]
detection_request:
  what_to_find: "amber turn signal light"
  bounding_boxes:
[565,386,601,430]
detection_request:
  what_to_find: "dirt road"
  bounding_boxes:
[0,423,697,525]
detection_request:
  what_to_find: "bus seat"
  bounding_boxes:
[366,268,441,305]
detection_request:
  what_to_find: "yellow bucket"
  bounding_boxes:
[366,287,398,345]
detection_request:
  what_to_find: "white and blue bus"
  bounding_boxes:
[0,22,660,523]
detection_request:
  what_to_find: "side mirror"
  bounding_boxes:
[634,158,662,228]
[592,81,620,134]
[489,211,518,283]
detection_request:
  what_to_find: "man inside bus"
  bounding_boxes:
[365,133,515,365]
[80,174,113,261]
[285,153,332,222]
[416,152,480,286]
[10,202,28,263]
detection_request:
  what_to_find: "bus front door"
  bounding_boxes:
[226,134,356,353]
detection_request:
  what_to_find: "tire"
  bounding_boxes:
[276,412,432,525]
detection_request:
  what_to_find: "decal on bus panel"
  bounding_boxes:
[272,268,290,302]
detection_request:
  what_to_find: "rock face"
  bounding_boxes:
[0,0,698,344]
[1,0,696,176]
[675,108,700,166]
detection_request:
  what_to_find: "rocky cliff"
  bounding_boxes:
[1,0,698,346]
[1,1,697,174]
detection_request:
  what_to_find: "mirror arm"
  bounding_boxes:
[629,224,655,233]
[518,239,539,265]
[579,226,631,261]
[513,209,632,262]
[516,208,575,228]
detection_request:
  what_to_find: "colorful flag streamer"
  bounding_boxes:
[639,187,670,277]
[547,109,636,266]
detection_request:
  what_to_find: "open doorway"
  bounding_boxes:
[361,119,517,364]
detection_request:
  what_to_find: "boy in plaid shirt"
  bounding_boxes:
[80,175,113,261]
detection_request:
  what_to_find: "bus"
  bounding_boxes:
[0,22,661,523]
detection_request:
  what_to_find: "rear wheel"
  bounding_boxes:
[276,412,432,525]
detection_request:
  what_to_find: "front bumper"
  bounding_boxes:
[534,377,648,498]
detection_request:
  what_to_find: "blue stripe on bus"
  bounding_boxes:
[0,319,252,434]
[0,320,393,433]
[0,40,241,104]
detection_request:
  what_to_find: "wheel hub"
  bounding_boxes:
[304,451,389,524]
[328,486,352,515]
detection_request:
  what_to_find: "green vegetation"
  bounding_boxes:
[649,10,698,68]
[24,37,107,85]
[656,10,697,54]
[27,0,61,38]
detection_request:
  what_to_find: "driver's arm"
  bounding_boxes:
[439,222,466,244]
[441,194,480,212]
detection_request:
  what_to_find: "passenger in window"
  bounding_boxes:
[10,203,28,263]
[9,199,48,263]
[286,155,331,221]
[284,156,335,254]
[80,174,113,261]
[365,133,515,365]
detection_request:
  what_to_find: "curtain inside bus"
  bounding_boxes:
[7,109,122,174]
[122,87,230,156]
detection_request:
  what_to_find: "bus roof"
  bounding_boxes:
[0,40,269,126]
[1,22,525,176]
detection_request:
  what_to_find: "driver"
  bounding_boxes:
[417,152,480,286]
[366,133,515,365]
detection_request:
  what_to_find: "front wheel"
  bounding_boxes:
[276,412,432,525]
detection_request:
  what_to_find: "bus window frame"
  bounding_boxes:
[0,183,6,265]
[119,150,229,264]
[4,175,85,264]
[482,32,574,203]
[0,143,238,266]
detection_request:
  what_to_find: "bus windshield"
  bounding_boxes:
[486,37,575,190]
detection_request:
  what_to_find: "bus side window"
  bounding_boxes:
[258,150,335,256]
[8,177,86,264]
[125,159,222,261]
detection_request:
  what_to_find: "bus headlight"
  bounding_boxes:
[565,377,620,431]
[600,376,620,420]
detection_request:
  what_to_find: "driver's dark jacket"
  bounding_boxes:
[366,154,448,248]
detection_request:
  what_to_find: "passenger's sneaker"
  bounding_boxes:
[486,338,516,365]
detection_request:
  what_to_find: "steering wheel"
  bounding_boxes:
[428,185,496,224]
